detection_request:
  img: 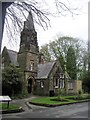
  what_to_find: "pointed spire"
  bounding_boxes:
[24,12,35,30]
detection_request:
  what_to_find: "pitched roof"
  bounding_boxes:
[7,49,19,66]
[37,61,56,79]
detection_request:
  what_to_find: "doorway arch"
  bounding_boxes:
[27,78,33,93]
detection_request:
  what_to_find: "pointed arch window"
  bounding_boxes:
[54,78,59,88]
[40,81,44,88]
[30,63,33,71]
[60,80,64,88]
[29,62,34,71]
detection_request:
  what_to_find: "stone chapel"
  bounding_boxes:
[2,12,82,96]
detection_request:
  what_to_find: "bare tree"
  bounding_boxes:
[1,0,79,52]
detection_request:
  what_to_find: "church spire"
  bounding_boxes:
[24,12,35,30]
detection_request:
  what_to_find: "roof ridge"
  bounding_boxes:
[38,61,55,65]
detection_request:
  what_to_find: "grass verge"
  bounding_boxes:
[0,103,21,110]
[30,95,90,106]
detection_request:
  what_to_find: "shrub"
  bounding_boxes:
[86,94,90,99]
[2,65,23,96]
[78,90,82,95]
[57,88,62,100]
[76,89,83,99]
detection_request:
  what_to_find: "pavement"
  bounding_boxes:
[2,96,89,118]
[2,102,89,118]
[10,95,47,112]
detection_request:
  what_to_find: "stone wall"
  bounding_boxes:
[68,80,82,94]
[35,79,49,96]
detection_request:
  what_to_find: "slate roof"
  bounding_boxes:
[3,47,63,79]
[7,49,19,66]
[37,61,56,79]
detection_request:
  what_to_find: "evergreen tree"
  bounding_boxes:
[66,46,77,80]
[2,65,23,96]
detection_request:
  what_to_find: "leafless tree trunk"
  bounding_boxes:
[1,0,78,52]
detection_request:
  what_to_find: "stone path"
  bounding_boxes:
[10,95,47,112]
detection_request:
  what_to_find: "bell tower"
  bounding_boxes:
[18,12,39,79]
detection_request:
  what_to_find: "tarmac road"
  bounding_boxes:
[2,102,89,119]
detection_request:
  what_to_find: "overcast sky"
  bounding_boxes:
[2,0,89,52]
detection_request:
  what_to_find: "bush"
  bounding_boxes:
[76,90,83,99]
[78,90,82,95]
[2,83,12,96]
[82,71,90,93]
[2,65,23,96]
[11,92,29,99]
[57,88,62,100]
[86,94,90,99]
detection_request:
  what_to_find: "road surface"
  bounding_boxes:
[2,102,89,119]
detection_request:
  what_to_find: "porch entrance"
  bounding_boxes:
[28,78,32,93]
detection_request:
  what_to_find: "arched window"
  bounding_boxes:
[60,80,64,88]
[40,81,44,88]
[54,78,59,88]
[30,63,33,71]
[29,62,34,71]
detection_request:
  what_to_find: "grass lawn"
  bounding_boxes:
[30,96,76,105]
[0,103,21,110]
[30,94,90,106]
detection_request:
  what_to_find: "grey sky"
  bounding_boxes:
[2,0,89,51]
